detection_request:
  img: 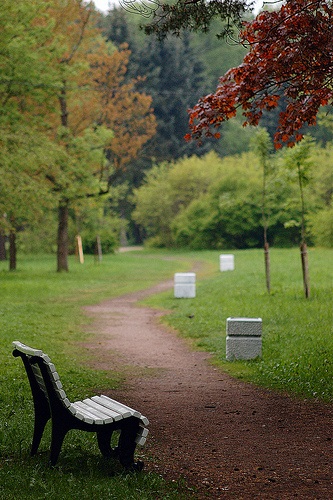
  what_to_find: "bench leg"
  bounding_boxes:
[49,422,68,466]
[31,406,50,456]
[97,428,115,458]
[117,419,143,471]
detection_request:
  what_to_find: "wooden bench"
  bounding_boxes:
[12,341,149,470]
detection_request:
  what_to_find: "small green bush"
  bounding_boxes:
[308,206,333,247]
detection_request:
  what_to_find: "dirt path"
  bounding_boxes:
[83,281,332,499]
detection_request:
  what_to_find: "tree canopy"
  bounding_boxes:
[104,7,208,164]
[0,0,156,270]
[126,0,251,39]
[186,0,333,148]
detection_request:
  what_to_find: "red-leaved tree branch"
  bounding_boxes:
[186,0,333,148]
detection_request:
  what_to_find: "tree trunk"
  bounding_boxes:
[9,231,16,271]
[0,233,6,260]
[300,242,310,299]
[57,202,69,272]
[264,241,271,294]
[297,163,310,299]
[95,235,102,262]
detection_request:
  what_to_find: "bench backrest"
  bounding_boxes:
[12,341,72,410]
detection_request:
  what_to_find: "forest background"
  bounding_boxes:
[0,0,332,273]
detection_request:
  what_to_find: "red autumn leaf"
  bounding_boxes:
[188,0,333,148]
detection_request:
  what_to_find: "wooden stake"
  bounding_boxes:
[300,242,310,299]
[76,235,84,264]
[264,242,271,294]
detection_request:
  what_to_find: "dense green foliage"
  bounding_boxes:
[99,6,257,244]
[16,197,122,256]
[132,143,333,249]
[103,8,205,164]
[0,0,157,270]
[102,7,253,165]
[142,0,250,39]
[1,1,331,261]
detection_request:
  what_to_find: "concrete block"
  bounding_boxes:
[220,254,234,271]
[227,317,262,337]
[226,317,262,360]
[226,336,262,361]
[174,273,196,298]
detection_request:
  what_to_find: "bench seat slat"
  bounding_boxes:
[72,401,106,425]
[135,424,149,446]
[82,399,123,421]
[99,395,142,419]
[43,366,69,401]
[136,426,149,445]
[139,415,149,426]
[73,401,112,424]
[136,435,147,446]
[138,427,149,438]
[91,396,132,419]
[55,387,67,400]
[49,370,60,382]
[71,402,101,423]
[97,394,149,425]
[51,378,63,390]
[73,401,113,425]
[70,406,95,424]
[41,354,51,364]
[62,397,72,409]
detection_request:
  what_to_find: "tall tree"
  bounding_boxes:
[138,33,207,162]
[37,0,108,271]
[90,43,156,170]
[186,0,333,148]
[39,0,155,271]
[0,132,58,270]
[104,7,207,164]
[0,0,156,271]
[251,128,274,293]
[103,7,210,243]
[282,136,315,298]
[0,0,63,269]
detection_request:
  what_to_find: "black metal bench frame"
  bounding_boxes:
[12,341,148,470]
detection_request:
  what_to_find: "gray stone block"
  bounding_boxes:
[226,317,262,360]
[227,317,262,337]
[226,336,262,361]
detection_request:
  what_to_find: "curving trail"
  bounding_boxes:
[83,280,332,499]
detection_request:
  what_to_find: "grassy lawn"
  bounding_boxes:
[0,247,332,498]
[143,247,333,402]
[0,251,195,500]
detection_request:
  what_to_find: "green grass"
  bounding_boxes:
[0,251,197,500]
[143,247,333,402]
[0,248,332,499]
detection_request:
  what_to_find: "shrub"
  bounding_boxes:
[308,207,333,247]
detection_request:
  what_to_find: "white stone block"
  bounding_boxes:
[226,317,262,360]
[174,273,196,284]
[227,317,262,336]
[174,273,196,298]
[220,254,234,271]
